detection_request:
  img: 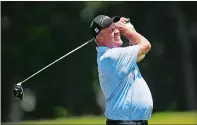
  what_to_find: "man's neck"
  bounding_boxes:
[102,42,118,48]
[97,39,121,48]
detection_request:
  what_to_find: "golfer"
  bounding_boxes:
[90,15,153,125]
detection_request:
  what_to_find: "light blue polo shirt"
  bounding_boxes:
[96,45,153,120]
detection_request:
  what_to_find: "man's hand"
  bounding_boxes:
[125,22,136,32]
[115,17,128,34]
[115,17,136,35]
[115,17,137,45]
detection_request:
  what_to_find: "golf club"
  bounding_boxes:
[12,18,131,101]
[12,38,95,101]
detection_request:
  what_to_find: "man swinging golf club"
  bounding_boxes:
[12,13,152,125]
[90,15,153,125]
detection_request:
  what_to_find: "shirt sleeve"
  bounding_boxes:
[105,45,139,77]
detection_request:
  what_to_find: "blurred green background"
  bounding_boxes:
[1,1,197,124]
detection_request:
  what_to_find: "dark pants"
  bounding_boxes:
[106,119,148,125]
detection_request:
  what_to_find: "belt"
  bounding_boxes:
[106,119,148,125]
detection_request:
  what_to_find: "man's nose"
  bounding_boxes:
[114,29,120,35]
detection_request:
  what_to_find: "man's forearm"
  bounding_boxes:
[123,29,150,47]
[137,55,145,62]
[123,28,151,56]
[124,23,137,45]
[123,29,143,45]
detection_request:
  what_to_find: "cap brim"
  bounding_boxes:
[103,16,120,28]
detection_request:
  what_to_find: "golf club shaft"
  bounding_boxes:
[19,38,95,85]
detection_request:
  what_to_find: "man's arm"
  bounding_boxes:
[125,24,146,62]
[137,54,145,62]
[123,29,151,62]
[115,17,151,62]
[124,22,137,45]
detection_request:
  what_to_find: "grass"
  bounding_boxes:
[149,111,197,124]
[5,111,197,124]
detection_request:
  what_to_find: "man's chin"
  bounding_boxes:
[115,40,123,47]
[116,39,123,45]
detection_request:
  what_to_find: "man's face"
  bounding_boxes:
[99,23,123,47]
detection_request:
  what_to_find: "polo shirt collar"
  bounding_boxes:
[96,46,110,53]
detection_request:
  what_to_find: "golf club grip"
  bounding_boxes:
[20,38,95,85]
[126,18,130,23]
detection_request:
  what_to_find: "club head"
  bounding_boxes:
[13,83,24,101]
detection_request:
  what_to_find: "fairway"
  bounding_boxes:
[6,111,197,124]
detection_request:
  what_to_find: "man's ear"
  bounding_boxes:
[96,35,104,45]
